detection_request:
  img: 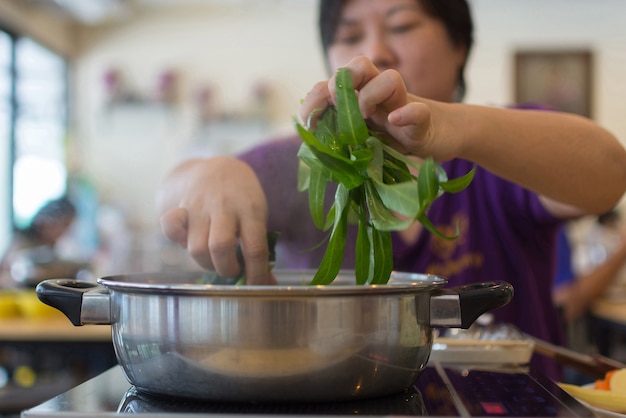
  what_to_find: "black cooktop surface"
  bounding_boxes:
[21,364,594,417]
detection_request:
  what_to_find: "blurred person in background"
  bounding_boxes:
[0,197,88,288]
[553,210,626,383]
[555,210,626,322]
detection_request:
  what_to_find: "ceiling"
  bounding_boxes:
[23,0,131,25]
[28,0,277,25]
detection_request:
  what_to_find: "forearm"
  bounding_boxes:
[457,105,626,214]
[576,240,626,300]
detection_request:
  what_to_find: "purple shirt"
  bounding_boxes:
[239,136,564,379]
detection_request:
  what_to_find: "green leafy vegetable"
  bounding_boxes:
[296,68,475,285]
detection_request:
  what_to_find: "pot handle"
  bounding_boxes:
[36,279,111,326]
[429,281,513,329]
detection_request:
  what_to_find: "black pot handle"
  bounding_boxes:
[430,281,513,329]
[36,279,102,326]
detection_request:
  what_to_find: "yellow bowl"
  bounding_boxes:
[0,291,20,318]
[15,290,64,319]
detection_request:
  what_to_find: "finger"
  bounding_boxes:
[160,207,189,248]
[338,55,381,92]
[206,216,241,278]
[387,102,432,154]
[388,101,431,127]
[185,213,215,271]
[239,221,271,285]
[300,80,333,130]
[357,69,407,119]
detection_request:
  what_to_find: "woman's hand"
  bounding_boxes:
[158,156,275,284]
[300,56,462,162]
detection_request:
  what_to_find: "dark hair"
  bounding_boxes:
[23,197,76,239]
[318,0,474,100]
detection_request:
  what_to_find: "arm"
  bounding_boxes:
[451,104,626,217]
[301,56,626,218]
[555,236,626,321]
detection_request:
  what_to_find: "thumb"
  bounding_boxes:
[387,102,432,154]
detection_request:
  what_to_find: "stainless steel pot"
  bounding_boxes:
[36,270,513,402]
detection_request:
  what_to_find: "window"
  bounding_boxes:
[0,31,12,255]
[0,29,68,253]
[14,38,68,228]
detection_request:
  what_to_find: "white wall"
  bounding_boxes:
[468,0,626,136]
[73,1,326,234]
[71,0,626,269]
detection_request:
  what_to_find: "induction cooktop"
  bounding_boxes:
[21,362,594,417]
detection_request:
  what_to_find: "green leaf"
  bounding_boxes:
[369,136,421,172]
[296,129,365,189]
[366,137,385,182]
[350,147,374,172]
[297,160,311,192]
[314,107,342,153]
[416,158,439,217]
[440,167,476,193]
[416,212,459,241]
[371,178,420,218]
[332,184,350,231]
[335,68,369,146]
[355,220,371,285]
[364,181,413,231]
[370,229,393,284]
[323,203,337,231]
[310,204,349,285]
[308,166,327,229]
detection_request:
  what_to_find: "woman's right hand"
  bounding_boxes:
[157,156,274,284]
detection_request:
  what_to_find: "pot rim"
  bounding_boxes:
[97,269,448,296]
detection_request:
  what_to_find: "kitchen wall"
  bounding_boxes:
[468,0,626,138]
[71,1,326,237]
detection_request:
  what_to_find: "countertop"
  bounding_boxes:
[0,317,111,341]
[591,297,626,326]
[21,363,596,417]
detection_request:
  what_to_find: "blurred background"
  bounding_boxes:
[1,0,626,414]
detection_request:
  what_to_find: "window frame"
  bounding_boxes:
[0,24,70,254]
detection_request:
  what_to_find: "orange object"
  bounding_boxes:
[595,378,611,390]
[595,369,619,391]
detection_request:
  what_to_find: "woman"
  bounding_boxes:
[158,0,626,379]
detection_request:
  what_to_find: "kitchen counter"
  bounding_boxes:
[0,317,111,341]
[21,363,595,417]
[589,296,626,358]
[590,296,626,326]
[0,317,115,415]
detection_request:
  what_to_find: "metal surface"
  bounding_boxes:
[109,270,438,401]
[36,270,513,402]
